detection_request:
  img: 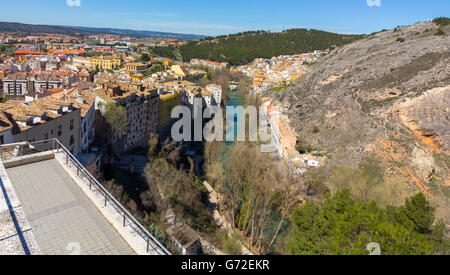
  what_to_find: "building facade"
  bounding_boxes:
[96,86,159,153]
[89,56,122,70]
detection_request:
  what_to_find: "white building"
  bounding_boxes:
[205,84,222,106]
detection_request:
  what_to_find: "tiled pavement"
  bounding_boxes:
[6,160,135,255]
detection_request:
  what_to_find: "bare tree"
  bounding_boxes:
[218,143,281,254]
[268,163,304,250]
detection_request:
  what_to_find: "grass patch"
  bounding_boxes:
[435,28,446,36]
[395,161,407,168]
[362,52,447,90]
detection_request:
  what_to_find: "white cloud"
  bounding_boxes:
[367,0,381,7]
[66,0,81,7]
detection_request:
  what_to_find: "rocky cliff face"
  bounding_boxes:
[266,21,450,227]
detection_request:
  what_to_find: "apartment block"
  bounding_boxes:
[95,85,159,153]
[2,73,64,98]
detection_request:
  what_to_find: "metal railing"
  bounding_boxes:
[0,139,171,255]
[0,140,56,161]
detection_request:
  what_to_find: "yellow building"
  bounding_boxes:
[253,69,265,86]
[125,63,147,73]
[89,56,122,70]
[164,59,172,67]
[171,65,189,78]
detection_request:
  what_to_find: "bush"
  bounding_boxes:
[296,139,313,154]
[312,126,320,134]
[433,17,450,27]
[435,28,445,36]
[217,231,242,255]
[287,190,448,255]
[396,37,405,43]
[146,223,168,248]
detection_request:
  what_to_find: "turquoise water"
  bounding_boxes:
[223,91,290,252]
[225,90,244,148]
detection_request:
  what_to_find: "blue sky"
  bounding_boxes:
[0,0,448,35]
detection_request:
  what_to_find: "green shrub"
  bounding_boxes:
[435,28,445,36]
[433,17,450,27]
[296,139,313,154]
[146,224,168,248]
[287,190,448,255]
[217,231,242,255]
[312,126,320,134]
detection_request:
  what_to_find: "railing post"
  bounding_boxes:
[123,212,126,227]
[66,153,68,165]
[147,237,150,253]
[104,193,107,207]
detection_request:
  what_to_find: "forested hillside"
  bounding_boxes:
[179,29,364,65]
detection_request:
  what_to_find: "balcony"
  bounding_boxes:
[0,139,170,255]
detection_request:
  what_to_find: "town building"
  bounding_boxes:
[89,56,122,70]
[125,63,147,74]
[72,56,90,67]
[2,73,64,98]
[171,64,190,79]
[1,96,82,154]
[95,85,159,153]
[0,111,13,145]
[205,84,222,106]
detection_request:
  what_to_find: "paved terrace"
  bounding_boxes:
[6,160,134,255]
[0,140,170,255]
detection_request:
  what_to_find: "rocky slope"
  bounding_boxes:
[266,21,450,228]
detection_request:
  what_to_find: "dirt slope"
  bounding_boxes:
[266,21,450,228]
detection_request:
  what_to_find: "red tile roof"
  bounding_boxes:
[48,49,86,55]
[15,50,47,55]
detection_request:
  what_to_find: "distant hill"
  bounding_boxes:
[179,29,365,65]
[0,21,205,40]
[64,26,205,40]
[0,21,91,35]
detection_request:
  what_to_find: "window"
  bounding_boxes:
[43,133,48,140]
[0,135,4,145]
[70,135,74,146]
[58,125,62,137]
[70,119,74,130]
